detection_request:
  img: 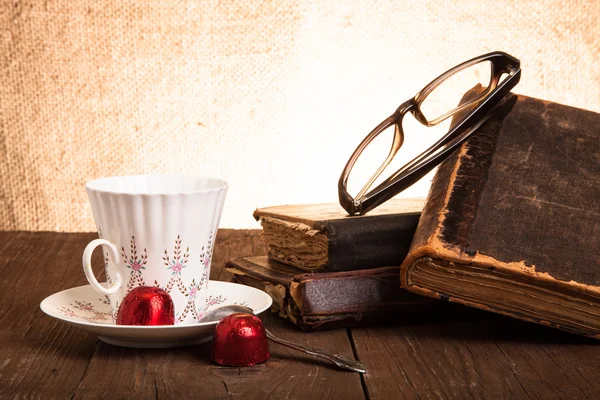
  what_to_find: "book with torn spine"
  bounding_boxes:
[400,93,600,338]
[226,256,437,330]
[253,199,424,272]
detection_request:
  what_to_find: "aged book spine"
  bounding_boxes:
[400,90,513,276]
[258,213,420,272]
[316,213,420,272]
[226,256,436,330]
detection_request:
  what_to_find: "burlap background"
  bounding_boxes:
[1,0,598,231]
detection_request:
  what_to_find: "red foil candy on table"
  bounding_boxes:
[212,313,270,367]
[116,286,175,326]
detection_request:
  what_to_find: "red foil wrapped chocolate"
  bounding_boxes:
[116,286,175,326]
[212,313,270,367]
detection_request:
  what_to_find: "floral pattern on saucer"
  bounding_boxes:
[40,281,272,348]
[57,292,250,325]
[59,299,113,323]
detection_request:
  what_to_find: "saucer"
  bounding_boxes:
[40,281,272,348]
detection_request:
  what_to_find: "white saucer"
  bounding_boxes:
[40,281,272,348]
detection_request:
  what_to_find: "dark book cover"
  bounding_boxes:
[253,199,423,272]
[226,256,436,330]
[400,93,600,338]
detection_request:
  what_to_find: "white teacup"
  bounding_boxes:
[82,175,228,325]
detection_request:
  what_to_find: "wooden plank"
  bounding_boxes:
[6,230,600,399]
[72,312,364,400]
[0,232,100,399]
[352,308,600,399]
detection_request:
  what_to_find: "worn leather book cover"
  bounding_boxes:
[226,256,436,330]
[253,199,423,272]
[400,93,600,338]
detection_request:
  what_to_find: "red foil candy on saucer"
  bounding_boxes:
[212,313,270,367]
[116,286,175,326]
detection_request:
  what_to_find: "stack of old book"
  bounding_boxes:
[226,199,441,330]
[230,92,600,338]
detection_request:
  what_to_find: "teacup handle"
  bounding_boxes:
[82,239,123,295]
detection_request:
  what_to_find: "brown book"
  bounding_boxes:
[253,199,423,272]
[226,256,436,330]
[400,93,600,338]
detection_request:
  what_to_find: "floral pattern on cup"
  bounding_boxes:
[98,233,215,323]
[162,235,189,296]
[122,236,148,291]
[199,234,213,293]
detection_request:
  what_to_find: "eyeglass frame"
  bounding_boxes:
[338,51,521,216]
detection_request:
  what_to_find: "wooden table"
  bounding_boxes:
[2,231,600,399]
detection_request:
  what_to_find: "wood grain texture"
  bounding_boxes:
[0,232,100,399]
[0,231,363,400]
[4,230,600,399]
[71,313,364,400]
[352,309,600,400]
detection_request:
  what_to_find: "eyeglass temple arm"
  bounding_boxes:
[421,63,516,127]
[426,85,493,126]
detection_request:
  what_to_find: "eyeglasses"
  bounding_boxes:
[338,51,521,216]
